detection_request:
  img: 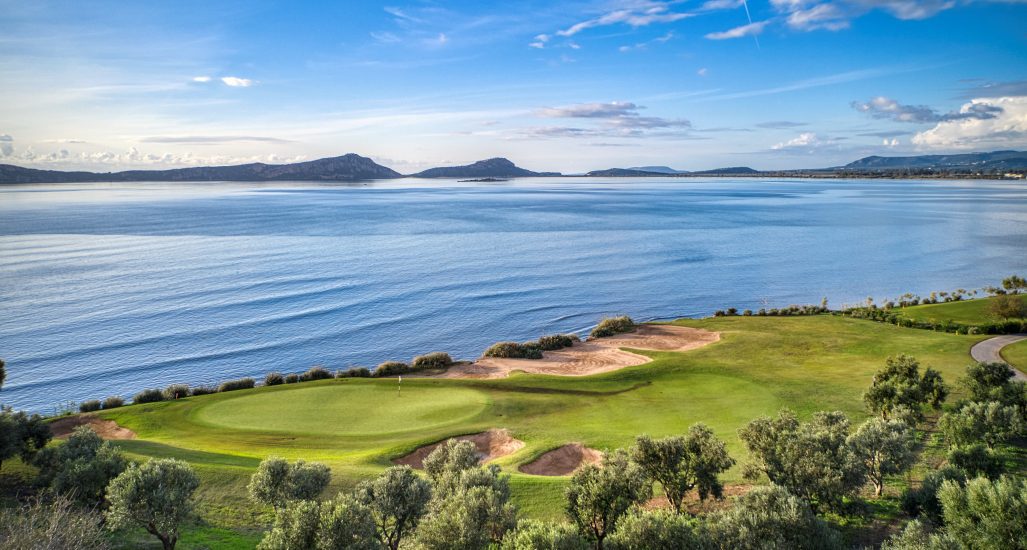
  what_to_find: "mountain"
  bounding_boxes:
[627,165,683,174]
[0,154,401,184]
[842,150,1027,171]
[586,168,674,177]
[412,158,558,178]
[691,166,759,175]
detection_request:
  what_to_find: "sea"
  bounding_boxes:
[2,177,1025,412]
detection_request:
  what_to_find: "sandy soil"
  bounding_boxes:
[394,428,525,469]
[440,324,720,379]
[518,443,603,476]
[50,414,136,440]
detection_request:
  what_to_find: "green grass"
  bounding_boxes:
[1002,338,1027,371]
[92,314,987,542]
[893,295,1027,325]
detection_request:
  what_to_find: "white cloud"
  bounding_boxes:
[534,101,690,137]
[557,3,692,37]
[853,96,1003,123]
[912,96,1027,149]
[192,76,212,83]
[705,20,770,39]
[529,33,550,48]
[883,138,900,147]
[435,33,449,45]
[772,132,822,149]
[772,0,959,31]
[697,67,709,77]
[220,76,254,87]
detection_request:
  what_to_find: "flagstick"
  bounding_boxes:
[398,375,401,398]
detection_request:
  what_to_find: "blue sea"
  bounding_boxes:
[1,177,1025,412]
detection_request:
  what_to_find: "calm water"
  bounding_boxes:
[1,177,1026,412]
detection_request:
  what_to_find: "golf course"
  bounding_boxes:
[55,294,1022,548]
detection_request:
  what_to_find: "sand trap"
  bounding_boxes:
[442,324,719,379]
[394,428,525,469]
[50,414,136,440]
[519,443,603,476]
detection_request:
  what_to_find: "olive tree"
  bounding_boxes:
[354,465,431,550]
[257,495,378,550]
[900,466,966,525]
[248,456,331,510]
[706,485,843,550]
[604,509,706,550]
[938,401,1024,449]
[864,355,947,422]
[500,520,588,550]
[738,409,864,512]
[566,449,651,550]
[33,426,128,507]
[938,476,1027,549]
[1002,274,1027,293]
[881,520,959,550]
[846,417,916,496]
[0,495,110,550]
[962,362,1027,409]
[630,424,734,514]
[106,458,200,550]
[0,406,51,472]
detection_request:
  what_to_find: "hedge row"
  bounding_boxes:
[590,316,635,338]
[714,305,829,317]
[842,307,1027,335]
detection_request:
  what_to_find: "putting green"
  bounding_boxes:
[193,383,489,436]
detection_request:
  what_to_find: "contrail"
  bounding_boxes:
[741,0,761,50]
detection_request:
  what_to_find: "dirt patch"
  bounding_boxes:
[519,443,603,476]
[440,325,719,379]
[49,414,136,440]
[645,484,753,515]
[394,428,525,469]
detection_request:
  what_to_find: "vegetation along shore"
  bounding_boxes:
[1,276,1026,549]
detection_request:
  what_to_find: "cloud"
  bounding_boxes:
[620,31,675,51]
[912,96,1027,149]
[756,120,808,129]
[370,31,402,44]
[556,3,692,37]
[530,100,691,138]
[883,138,900,147]
[432,33,449,46]
[0,134,13,156]
[139,135,294,144]
[852,96,1003,123]
[705,20,770,39]
[697,67,708,77]
[771,0,959,32]
[771,131,844,152]
[537,102,641,118]
[959,80,1027,99]
[529,34,550,48]
[220,76,254,87]
[192,76,212,83]
[701,0,745,9]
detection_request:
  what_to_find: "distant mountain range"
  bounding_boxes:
[1,150,1025,184]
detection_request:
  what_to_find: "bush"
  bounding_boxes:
[102,396,125,410]
[264,372,285,386]
[300,366,333,382]
[374,361,411,377]
[163,384,190,400]
[132,388,164,404]
[988,293,1027,319]
[590,316,635,338]
[79,400,102,413]
[482,342,543,360]
[411,352,454,370]
[337,367,371,378]
[536,334,580,351]
[218,378,255,392]
[901,466,965,525]
[189,386,216,396]
[0,495,110,550]
[284,373,300,384]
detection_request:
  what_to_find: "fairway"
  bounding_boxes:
[894,295,1027,325]
[195,383,489,436]
[1003,338,1027,371]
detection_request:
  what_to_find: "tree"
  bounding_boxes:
[988,293,1027,319]
[900,467,965,526]
[962,362,1027,409]
[864,355,947,422]
[1002,274,1027,294]
[0,495,110,550]
[106,458,200,550]
[706,485,843,550]
[0,358,5,391]
[938,401,1024,449]
[604,509,706,550]
[354,466,431,550]
[248,456,331,511]
[630,424,734,514]
[566,449,651,550]
[33,426,128,507]
[846,417,916,496]
[422,438,481,492]
[946,444,1003,480]
[738,409,864,512]
[257,495,378,550]
[0,406,51,472]
[500,520,588,550]
[938,476,1027,549]
[881,520,960,550]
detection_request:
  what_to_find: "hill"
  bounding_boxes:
[585,168,674,177]
[842,150,1027,171]
[692,166,760,175]
[0,154,402,183]
[411,157,558,178]
[627,165,683,174]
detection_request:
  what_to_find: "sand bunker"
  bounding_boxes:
[519,443,603,476]
[443,324,719,379]
[50,414,136,440]
[394,428,525,469]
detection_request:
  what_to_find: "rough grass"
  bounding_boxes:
[1002,338,1027,371]
[95,315,988,539]
[894,295,1027,325]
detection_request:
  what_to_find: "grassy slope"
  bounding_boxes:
[1002,338,1027,371]
[96,314,983,543]
[893,295,1027,325]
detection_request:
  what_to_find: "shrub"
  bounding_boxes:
[482,342,543,360]
[264,372,285,386]
[284,373,300,384]
[162,384,190,400]
[300,366,333,382]
[901,466,964,525]
[0,495,110,550]
[589,316,635,338]
[133,388,164,404]
[411,352,454,370]
[102,396,125,410]
[536,334,580,351]
[988,293,1027,319]
[707,485,844,549]
[374,361,411,377]
[337,367,371,378]
[79,400,102,413]
[33,426,128,507]
[218,378,255,392]
[189,386,216,396]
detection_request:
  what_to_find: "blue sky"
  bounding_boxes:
[1,0,1025,172]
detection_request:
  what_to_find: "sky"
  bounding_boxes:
[1,0,1026,173]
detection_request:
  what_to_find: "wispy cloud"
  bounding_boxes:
[698,67,899,102]
[852,96,1002,123]
[140,135,294,144]
[220,76,254,87]
[533,100,691,138]
[556,2,692,37]
[957,80,1027,99]
[192,76,212,83]
[705,20,769,39]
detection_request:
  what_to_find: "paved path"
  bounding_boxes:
[970,333,1027,381]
